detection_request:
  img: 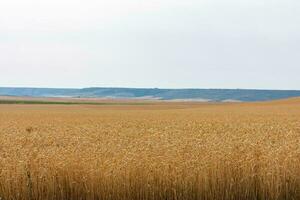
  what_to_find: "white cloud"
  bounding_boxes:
[0,0,299,89]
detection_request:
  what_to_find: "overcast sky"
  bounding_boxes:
[0,0,299,89]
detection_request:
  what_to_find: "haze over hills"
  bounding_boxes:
[1,87,300,102]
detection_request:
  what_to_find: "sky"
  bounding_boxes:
[0,0,299,90]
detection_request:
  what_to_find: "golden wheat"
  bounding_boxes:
[0,100,300,200]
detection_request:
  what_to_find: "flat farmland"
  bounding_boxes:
[0,99,300,200]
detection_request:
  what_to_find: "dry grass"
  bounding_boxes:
[0,99,300,200]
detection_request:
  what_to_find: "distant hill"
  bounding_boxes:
[1,87,300,102]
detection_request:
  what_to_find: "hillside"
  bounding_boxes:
[1,87,300,102]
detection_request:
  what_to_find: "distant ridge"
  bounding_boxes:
[1,87,300,102]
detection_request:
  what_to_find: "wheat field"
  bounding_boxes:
[0,99,300,200]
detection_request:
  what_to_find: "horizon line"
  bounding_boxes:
[0,86,300,91]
